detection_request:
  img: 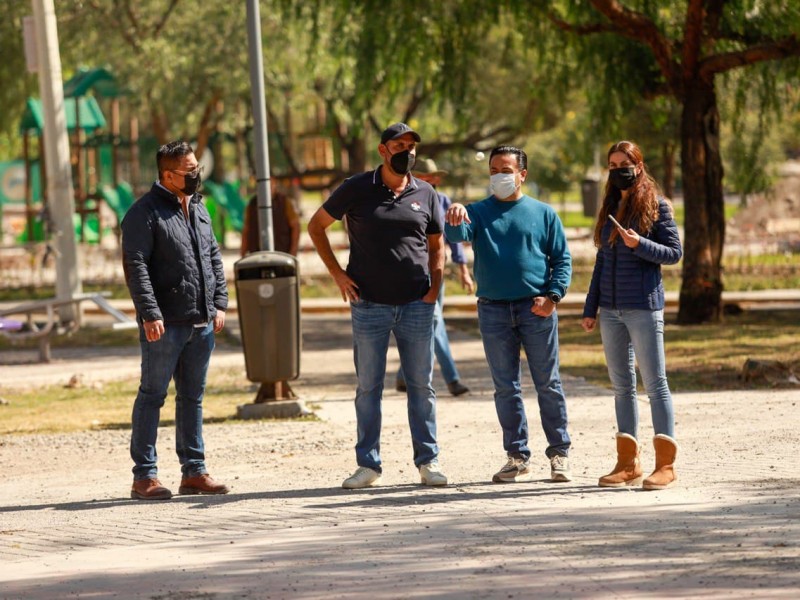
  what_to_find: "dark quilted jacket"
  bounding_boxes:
[121,183,228,324]
[583,197,682,318]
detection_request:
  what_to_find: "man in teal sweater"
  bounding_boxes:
[445,146,573,483]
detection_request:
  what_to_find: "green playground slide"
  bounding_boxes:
[202,180,245,232]
[100,181,136,223]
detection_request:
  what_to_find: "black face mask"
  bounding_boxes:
[389,150,416,176]
[609,167,637,190]
[181,171,202,195]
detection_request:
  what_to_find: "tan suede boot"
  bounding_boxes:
[642,434,678,490]
[598,433,643,487]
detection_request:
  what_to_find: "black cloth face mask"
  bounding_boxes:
[389,150,416,176]
[609,167,637,190]
[181,171,201,195]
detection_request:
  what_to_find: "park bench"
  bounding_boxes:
[0,292,136,363]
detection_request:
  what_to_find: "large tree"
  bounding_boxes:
[532,0,800,323]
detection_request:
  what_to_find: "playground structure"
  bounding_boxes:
[9,68,142,245]
[4,67,250,250]
[1,66,349,258]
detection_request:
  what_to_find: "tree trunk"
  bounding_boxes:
[344,135,367,175]
[677,80,725,324]
[661,140,676,199]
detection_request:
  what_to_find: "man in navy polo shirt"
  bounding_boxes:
[308,123,448,489]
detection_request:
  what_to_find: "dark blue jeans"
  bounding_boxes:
[477,298,571,459]
[350,299,438,472]
[130,322,214,480]
[398,281,461,385]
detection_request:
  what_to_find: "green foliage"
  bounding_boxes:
[0,3,40,157]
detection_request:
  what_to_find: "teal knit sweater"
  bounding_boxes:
[444,195,571,301]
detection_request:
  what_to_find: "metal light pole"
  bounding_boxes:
[31,0,82,321]
[245,0,273,251]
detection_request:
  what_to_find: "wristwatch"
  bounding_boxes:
[546,292,562,304]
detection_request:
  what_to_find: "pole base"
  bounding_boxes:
[236,399,311,420]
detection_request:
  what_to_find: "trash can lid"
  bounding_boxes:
[234,250,298,273]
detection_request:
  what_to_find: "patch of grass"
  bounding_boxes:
[0,325,140,352]
[0,283,132,303]
[557,309,800,392]
[553,203,741,229]
[0,366,302,435]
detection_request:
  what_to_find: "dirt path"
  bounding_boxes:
[1,316,799,598]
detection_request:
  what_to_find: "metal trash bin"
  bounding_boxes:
[581,177,601,217]
[234,251,300,382]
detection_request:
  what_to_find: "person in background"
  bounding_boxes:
[445,146,573,484]
[396,158,473,397]
[581,140,682,491]
[240,181,301,257]
[307,122,448,490]
[121,141,229,500]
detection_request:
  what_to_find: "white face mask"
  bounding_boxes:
[490,173,518,199]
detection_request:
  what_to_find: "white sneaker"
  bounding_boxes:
[419,462,448,486]
[342,467,382,489]
[550,454,572,482]
[492,456,533,483]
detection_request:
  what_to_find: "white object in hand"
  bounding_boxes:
[608,214,625,231]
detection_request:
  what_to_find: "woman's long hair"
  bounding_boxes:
[594,140,669,247]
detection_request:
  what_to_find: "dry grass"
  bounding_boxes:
[557,309,800,392]
[0,366,260,435]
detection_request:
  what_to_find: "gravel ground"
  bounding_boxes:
[1,315,799,599]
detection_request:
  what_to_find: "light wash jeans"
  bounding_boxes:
[397,281,460,385]
[477,298,571,459]
[130,321,215,480]
[350,299,438,472]
[598,308,675,438]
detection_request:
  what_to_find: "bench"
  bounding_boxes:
[0,292,137,363]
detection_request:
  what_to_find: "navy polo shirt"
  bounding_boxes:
[323,166,442,305]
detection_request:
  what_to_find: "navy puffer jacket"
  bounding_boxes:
[121,183,228,325]
[583,197,682,318]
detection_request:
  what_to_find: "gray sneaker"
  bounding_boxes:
[342,467,382,489]
[492,456,533,483]
[550,454,572,482]
[419,462,448,486]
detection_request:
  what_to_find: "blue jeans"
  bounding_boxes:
[599,308,675,439]
[477,298,571,459]
[130,322,215,480]
[397,282,460,385]
[350,299,438,472]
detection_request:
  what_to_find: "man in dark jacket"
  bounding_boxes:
[121,141,229,500]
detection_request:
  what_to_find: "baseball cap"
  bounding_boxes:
[380,122,421,145]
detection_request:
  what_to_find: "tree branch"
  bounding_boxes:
[587,0,681,94]
[704,0,725,42]
[421,125,523,157]
[681,0,705,79]
[153,0,181,37]
[402,84,429,123]
[700,35,800,78]
[87,0,140,53]
[264,100,302,176]
[545,13,619,35]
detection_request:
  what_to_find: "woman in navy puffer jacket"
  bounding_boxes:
[581,140,682,491]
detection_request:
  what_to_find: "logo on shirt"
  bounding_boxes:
[410,201,421,212]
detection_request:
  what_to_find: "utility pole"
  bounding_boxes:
[246,0,273,251]
[31,0,82,320]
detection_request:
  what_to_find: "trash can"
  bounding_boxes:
[581,177,601,217]
[234,251,300,382]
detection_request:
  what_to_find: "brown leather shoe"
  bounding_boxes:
[131,478,173,500]
[179,473,230,495]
